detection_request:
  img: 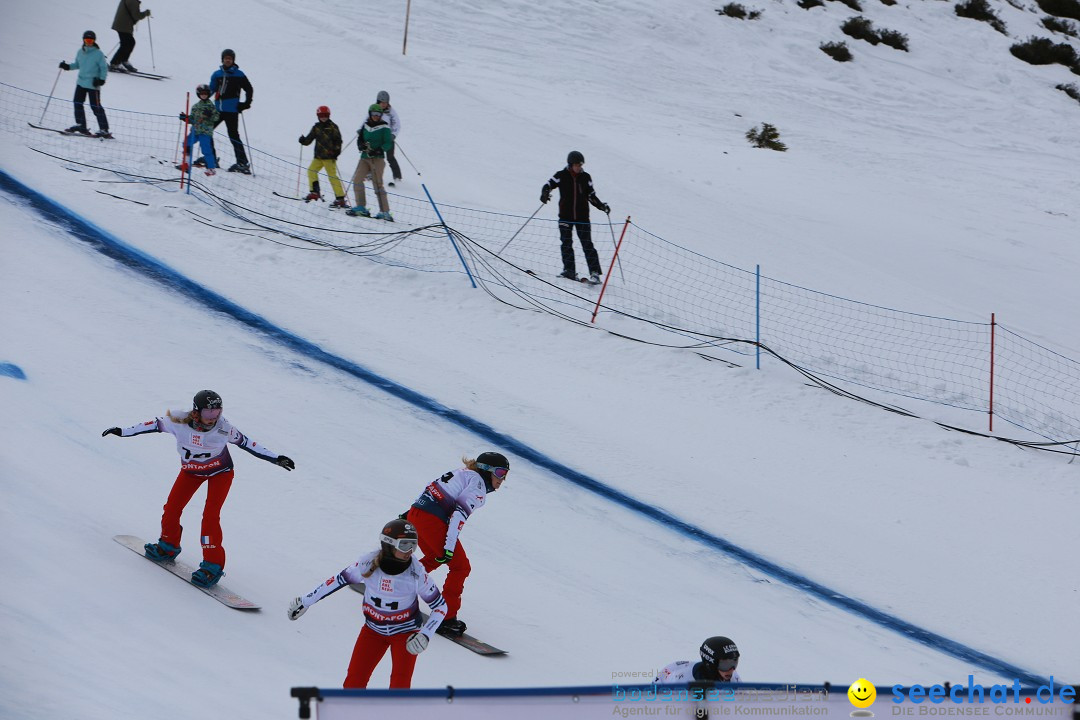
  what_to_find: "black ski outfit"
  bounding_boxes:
[540,166,609,279]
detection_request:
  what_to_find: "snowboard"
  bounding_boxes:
[113,534,260,610]
[349,582,506,655]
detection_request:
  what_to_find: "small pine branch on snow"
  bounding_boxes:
[746,123,788,151]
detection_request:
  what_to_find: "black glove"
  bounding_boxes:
[298,135,306,144]
[93,77,105,87]
[601,202,611,214]
[102,427,121,437]
[276,455,295,471]
[238,101,251,112]
[59,61,71,71]
[435,550,455,564]
[178,112,188,121]
[540,190,550,204]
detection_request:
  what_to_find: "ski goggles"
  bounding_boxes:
[715,659,739,672]
[381,535,418,552]
[476,463,509,479]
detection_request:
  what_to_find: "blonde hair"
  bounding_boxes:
[462,456,478,471]
[166,409,196,425]
[359,554,380,579]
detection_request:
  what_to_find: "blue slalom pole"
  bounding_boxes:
[756,264,761,370]
[421,183,476,288]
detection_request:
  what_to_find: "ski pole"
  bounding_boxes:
[147,15,156,70]
[606,210,625,282]
[498,204,544,254]
[394,142,422,176]
[296,145,304,197]
[240,111,254,176]
[38,67,64,125]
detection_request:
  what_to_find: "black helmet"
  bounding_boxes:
[377,90,390,103]
[83,30,97,40]
[700,636,740,671]
[475,451,510,490]
[380,518,418,553]
[221,48,235,60]
[193,389,223,411]
[196,84,212,97]
[567,150,585,165]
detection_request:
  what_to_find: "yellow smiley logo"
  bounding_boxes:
[848,679,876,709]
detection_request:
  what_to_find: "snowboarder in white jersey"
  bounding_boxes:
[287,519,447,689]
[655,636,742,684]
[405,452,509,638]
[102,389,294,588]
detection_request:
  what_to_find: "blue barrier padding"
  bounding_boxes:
[0,167,1053,687]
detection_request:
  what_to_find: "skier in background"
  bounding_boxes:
[198,48,253,173]
[287,518,446,689]
[347,104,395,221]
[102,390,294,588]
[177,84,219,176]
[539,150,610,283]
[654,636,742,684]
[375,90,403,186]
[58,30,111,138]
[108,0,151,73]
[298,105,348,208]
[405,452,510,639]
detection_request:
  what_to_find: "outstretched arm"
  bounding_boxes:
[102,419,162,438]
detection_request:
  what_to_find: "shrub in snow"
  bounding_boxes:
[1010,35,1080,73]
[799,0,826,8]
[955,0,1008,35]
[821,40,854,61]
[1056,82,1080,102]
[717,3,763,19]
[843,16,881,44]
[1042,16,1079,36]
[1038,0,1080,21]
[879,28,910,50]
[746,123,788,151]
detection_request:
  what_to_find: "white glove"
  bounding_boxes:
[287,596,307,621]
[405,631,429,655]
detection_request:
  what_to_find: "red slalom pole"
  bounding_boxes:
[179,92,191,190]
[591,215,630,324]
[989,312,996,432]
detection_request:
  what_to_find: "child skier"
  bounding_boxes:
[298,105,348,208]
[287,518,447,689]
[405,452,509,638]
[347,104,395,221]
[102,390,295,588]
[178,85,220,176]
[58,30,111,138]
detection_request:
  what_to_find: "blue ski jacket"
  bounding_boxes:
[69,44,109,90]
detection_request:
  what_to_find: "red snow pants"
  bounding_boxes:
[158,468,234,567]
[343,625,418,688]
[407,507,471,619]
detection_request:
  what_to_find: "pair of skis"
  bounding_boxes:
[28,122,113,139]
[114,535,505,655]
[109,69,169,81]
[525,269,601,285]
